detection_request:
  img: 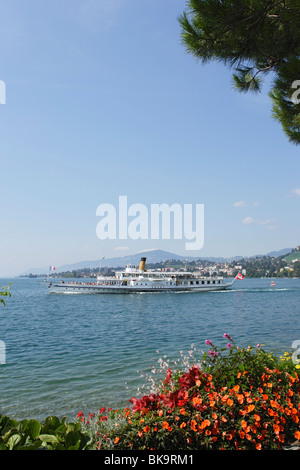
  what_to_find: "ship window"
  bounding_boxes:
[190,281,193,285]
[196,281,199,285]
[207,281,210,284]
[202,281,205,284]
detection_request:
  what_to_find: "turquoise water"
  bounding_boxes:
[0,277,299,421]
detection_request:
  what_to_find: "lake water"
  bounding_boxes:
[0,277,299,421]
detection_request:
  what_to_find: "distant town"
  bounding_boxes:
[23,246,300,279]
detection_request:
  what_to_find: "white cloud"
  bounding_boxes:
[292,188,300,197]
[233,201,246,207]
[242,217,274,226]
[233,201,260,207]
[114,246,130,251]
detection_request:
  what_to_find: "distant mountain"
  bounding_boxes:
[21,250,196,275]
[20,247,294,276]
[266,248,293,257]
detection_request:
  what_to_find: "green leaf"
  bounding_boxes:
[7,434,22,450]
[27,419,41,440]
[39,434,60,444]
[18,441,43,451]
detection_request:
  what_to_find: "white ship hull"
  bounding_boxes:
[48,281,234,294]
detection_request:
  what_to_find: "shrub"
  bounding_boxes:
[0,415,94,450]
[80,336,300,450]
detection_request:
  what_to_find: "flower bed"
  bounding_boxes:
[79,336,300,450]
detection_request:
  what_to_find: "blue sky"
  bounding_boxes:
[0,0,299,276]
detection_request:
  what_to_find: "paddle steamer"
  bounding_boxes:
[48,258,242,294]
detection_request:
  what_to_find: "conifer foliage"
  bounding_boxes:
[179,0,300,144]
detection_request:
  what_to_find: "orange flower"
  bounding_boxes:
[180,408,186,415]
[262,394,269,401]
[294,430,300,440]
[212,412,218,420]
[256,443,262,450]
[190,420,197,431]
[192,396,202,405]
[143,425,150,433]
[270,400,280,409]
[246,404,255,413]
[241,420,248,429]
[227,398,234,407]
[180,422,186,429]
[138,431,143,437]
[237,394,244,404]
[237,372,241,379]
[273,424,280,435]
[233,384,240,392]
[114,437,120,444]
[254,414,261,422]
[162,421,169,429]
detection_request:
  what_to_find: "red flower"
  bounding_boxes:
[130,394,161,413]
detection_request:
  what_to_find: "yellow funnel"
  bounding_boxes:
[139,257,146,271]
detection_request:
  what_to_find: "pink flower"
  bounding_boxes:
[205,339,213,346]
[223,333,233,342]
[209,350,219,357]
[227,343,233,349]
